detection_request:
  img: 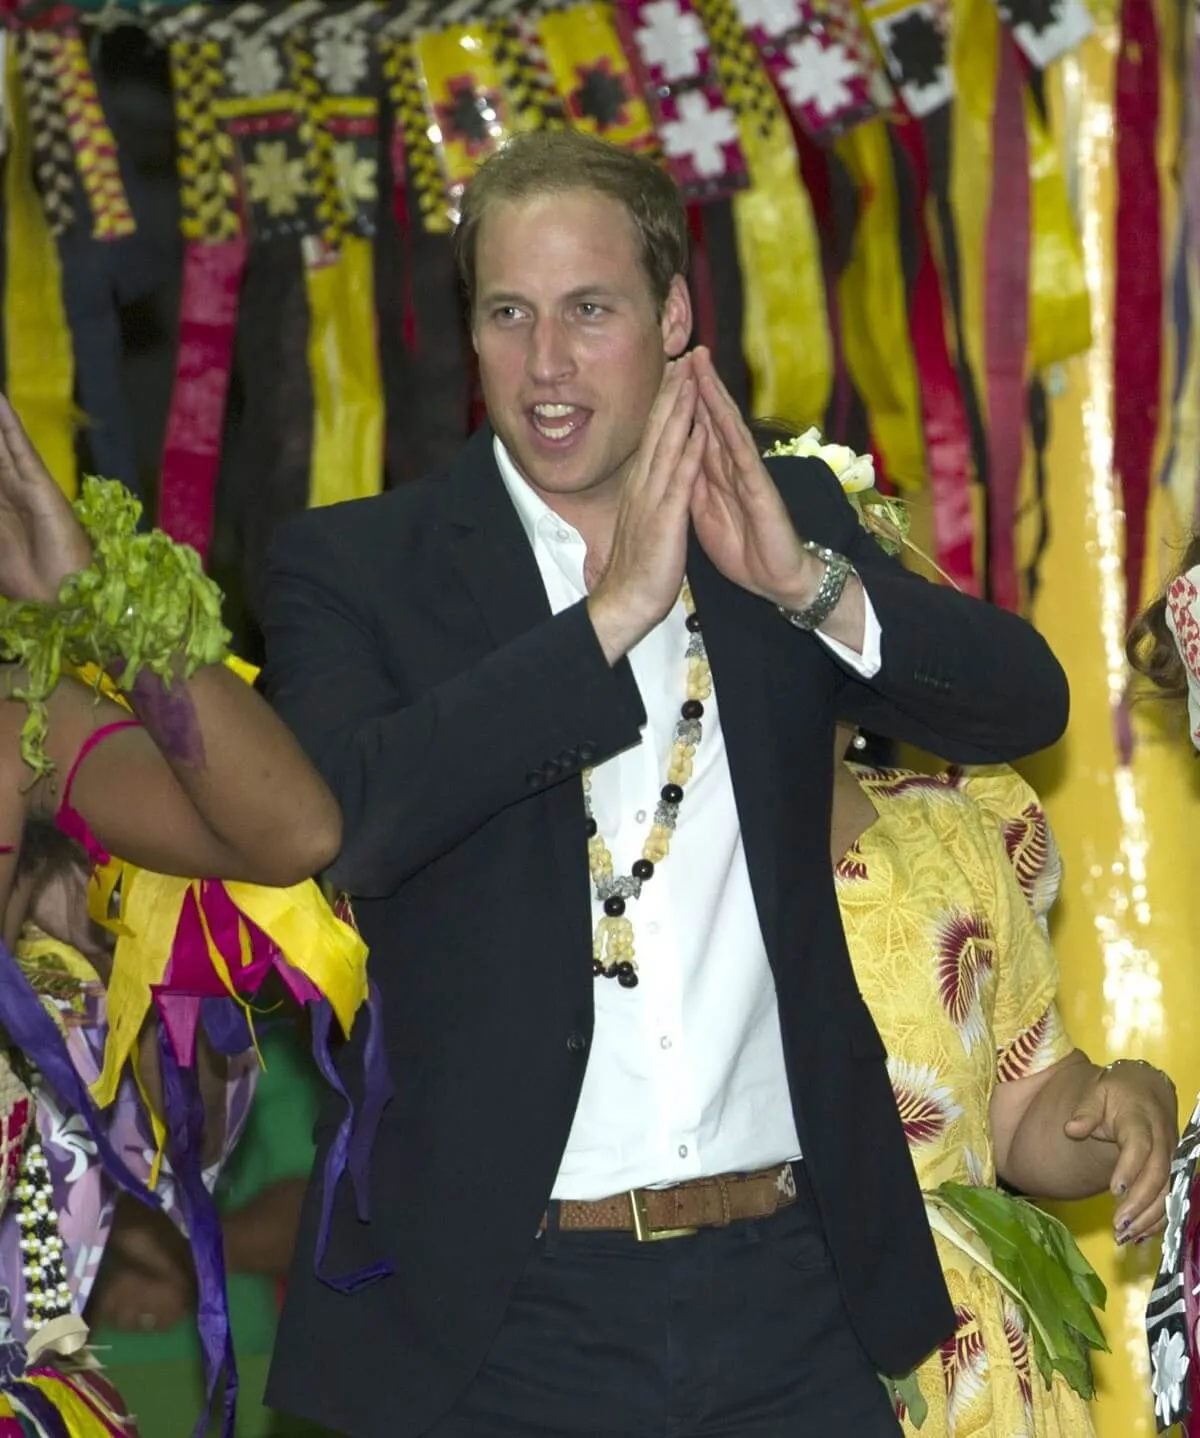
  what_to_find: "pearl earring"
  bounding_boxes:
[851,732,867,752]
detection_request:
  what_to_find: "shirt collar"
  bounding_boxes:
[493,435,583,549]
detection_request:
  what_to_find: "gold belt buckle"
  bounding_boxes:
[628,1188,698,1242]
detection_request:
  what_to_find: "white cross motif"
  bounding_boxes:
[779,34,858,117]
[635,0,709,81]
[734,0,803,38]
[660,91,738,179]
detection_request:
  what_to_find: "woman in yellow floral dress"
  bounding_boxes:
[831,737,1176,1438]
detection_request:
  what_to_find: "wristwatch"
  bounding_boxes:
[777,541,854,632]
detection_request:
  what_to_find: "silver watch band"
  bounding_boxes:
[777,542,853,632]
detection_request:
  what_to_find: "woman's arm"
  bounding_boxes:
[25,673,340,885]
[0,398,340,887]
[991,1051,1177,1240]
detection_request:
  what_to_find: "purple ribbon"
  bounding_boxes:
[310,982,394,1293]
[0,939,159,1211]
[200,996,253,1057]
[157,1027,238,1438]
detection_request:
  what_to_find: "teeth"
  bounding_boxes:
[533,403,576,418]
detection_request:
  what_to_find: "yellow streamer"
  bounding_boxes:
[1025,90,1092,369]
[834,119,926,490]
[304,236,385,510]
[3,45,76,499]
[89,866,181,1109]
[946,0,998,436]
[693,0,831,423]
[89,867,367,1109]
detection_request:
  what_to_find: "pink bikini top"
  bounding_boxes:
[54,720,142,865]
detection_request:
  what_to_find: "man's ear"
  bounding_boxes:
[661,275,692,359]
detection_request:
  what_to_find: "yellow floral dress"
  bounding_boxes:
[835,763,1094,1438]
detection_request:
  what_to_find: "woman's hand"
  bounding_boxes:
[992,1049,1178,1243]
[1064,1059,1178,1240]
[0,396,91,602]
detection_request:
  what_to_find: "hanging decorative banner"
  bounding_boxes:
[286,22,350,250]
[312,5,383,239]
[734,0,893,141]
[158,238,247,558]
[834,119,927,491]
[990,0,1093,71]
[413,21,514,214]
[615,0,746,199]
[381,34,453,233]
[1113,0,1163,628]
[863,0,954,119]
[892,118,978,592]
[304,233,386,512]
[213,11,320,244]
[168,31,242,243]
[536,2,658,153]
[489,6,571,134]
[692,0,832,423]
[3,39,76,499]
[15,30,74,237]
[52,29,135,240]
[983,31,1031,613]
[1024,86,1091,369]
[158,26,245,560]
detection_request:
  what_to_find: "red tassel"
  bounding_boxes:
[894,116,978,595]
[1113,0,1163,629]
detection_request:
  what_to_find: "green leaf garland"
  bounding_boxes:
[0,478,230,779]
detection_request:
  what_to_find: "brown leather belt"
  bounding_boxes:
[543,1163,798,1242]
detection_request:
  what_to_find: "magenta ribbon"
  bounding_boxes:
[158,238,247,563]
[1113,0,1163,629]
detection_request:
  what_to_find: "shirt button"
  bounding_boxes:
[678,1144,689,1159]
[635,809,647,824]
[566,1032,588,1054]
[660,1036,672,1050]
[556,529,570,543]
[646,922,660,936]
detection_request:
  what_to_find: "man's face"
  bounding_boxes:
[472,189,692,507]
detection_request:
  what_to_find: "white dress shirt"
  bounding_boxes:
[493,439,883,1200]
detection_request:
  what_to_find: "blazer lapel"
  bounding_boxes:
[440,425,553,649]
[439,426,596,995]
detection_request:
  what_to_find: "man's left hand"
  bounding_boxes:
[1064,1061,1178,1242]
[689,349,824,611]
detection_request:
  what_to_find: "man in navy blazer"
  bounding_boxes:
[262,130,1069,1438]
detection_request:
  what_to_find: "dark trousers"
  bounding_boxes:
[425,1167,902,1437]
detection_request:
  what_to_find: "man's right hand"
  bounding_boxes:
[587,357,706,664]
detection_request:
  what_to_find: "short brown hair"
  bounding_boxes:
[454,130,689,314]
[1128,532,1200,698]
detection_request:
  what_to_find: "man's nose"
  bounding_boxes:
[526,317,575,385]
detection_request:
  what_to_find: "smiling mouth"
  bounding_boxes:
[529,404,589,440]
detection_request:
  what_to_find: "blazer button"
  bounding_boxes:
[559,748,579,769]
[578,741,597,764]
[566,1031,588,1054]
[526,770,543,789]
[542,759,563,782]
